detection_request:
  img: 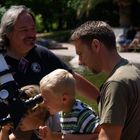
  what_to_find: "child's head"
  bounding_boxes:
[18,85,49,131]
[40,69,76,115]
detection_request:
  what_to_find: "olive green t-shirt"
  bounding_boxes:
[99,58,140,140]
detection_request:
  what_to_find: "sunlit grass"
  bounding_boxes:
[74,67,107,113]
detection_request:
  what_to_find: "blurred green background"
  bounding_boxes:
[1,0,140,36]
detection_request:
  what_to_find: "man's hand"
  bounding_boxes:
[98,124,122,140]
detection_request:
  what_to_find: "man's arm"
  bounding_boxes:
[63,133,98,140]
[73,72,100,101]
[98,124,122,140]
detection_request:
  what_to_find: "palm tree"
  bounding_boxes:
[76,0,138,27]
[76,0,100,18]
[114,0,134,27]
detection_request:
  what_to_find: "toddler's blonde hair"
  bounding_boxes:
[40,69,76,97]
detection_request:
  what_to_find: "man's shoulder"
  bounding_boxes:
[32,44,56,57]
[34,44,50,52]
[109,63,140,82]
[103,64,140,94]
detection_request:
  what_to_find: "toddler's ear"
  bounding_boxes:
[62,93,68,103]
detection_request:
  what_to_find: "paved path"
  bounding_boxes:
[119,52,140,69]
[51,43,76,58]
[51,43,140,69]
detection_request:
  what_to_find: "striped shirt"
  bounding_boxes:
[60,99,99,134]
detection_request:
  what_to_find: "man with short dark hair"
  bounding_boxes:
[71,20,140,140]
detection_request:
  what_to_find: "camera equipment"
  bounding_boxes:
[0,53,43,128]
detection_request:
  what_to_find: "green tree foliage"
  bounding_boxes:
[67,0,107,18]
[0,6,6,20]
[35,14,45,33]
[68,0,119,26]
[1,0,140,31]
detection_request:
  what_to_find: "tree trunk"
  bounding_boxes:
[117,1,132,27]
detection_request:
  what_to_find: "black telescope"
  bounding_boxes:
[0,93,43,126]
[0,53,43,128]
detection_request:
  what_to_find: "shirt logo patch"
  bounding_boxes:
[31,62,41,73]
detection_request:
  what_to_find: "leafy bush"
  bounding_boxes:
[0,7,6,21]
[35,14,45,33]
[75,68,107,112]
